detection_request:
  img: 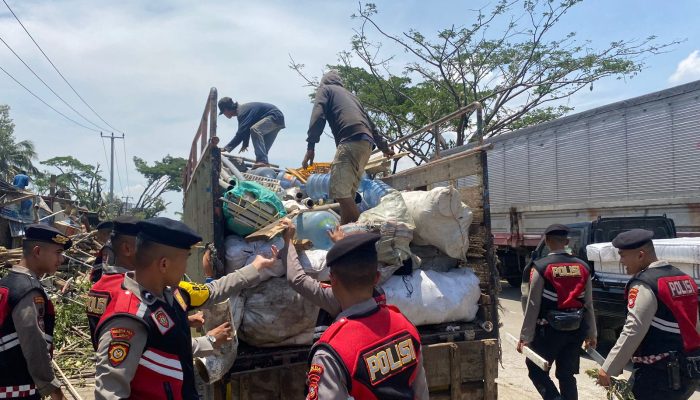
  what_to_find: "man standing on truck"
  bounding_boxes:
[277,221,428,399]
[0,224,72,400]
[518,224,597,400]
[93,217,278,400]
[597,229,700,400]
[218,97,285,167]
[302,70,394,224]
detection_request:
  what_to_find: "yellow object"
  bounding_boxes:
[286,162,332,184]
[178,281,211,307]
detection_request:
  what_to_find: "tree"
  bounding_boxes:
[0,105,38,181]
[34,156,105,211]
[291,1,680,165]
[131,155,187,218]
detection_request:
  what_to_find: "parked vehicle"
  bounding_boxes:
[444,80,700,287]
[182,89,500,399]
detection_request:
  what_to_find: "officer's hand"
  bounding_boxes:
[302,150,315,169]
[516,340,527,354]
[50,388,66,400]
[280,219,296,244]
[596,368,612,387]
[327,226,345,243]
[188,311,205,328]
[207,322,233,349]
[584,338,597,350]
[251,249,278,271]
[202,249,214,279]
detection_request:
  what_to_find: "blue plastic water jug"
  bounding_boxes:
[294,210,339,250]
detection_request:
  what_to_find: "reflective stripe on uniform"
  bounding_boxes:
[136,302,148,319]
[650,317,681,334]
[138,350,183,381]
[542,288,558,302]
[0,333,19,353]
[0,384,37,398]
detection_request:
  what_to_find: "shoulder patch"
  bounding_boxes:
[628,287,639,309]
[306,363,324,400]
[110,327,134,341]
[33,296,44,305]
[108,341,130,367]
[151,307,175,335]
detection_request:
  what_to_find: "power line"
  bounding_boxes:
[0,64,100,132]
[2,0,124,134]
[0,34,109,131]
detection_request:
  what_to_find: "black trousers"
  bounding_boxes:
[526,325,586,400]
[631,363,700,400]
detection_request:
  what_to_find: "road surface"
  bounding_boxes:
[497,283,700,399]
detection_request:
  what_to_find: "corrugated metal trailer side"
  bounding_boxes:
[451,80,700,247]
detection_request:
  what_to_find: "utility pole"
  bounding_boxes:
[100,132,125,203]
[120,195,132,215]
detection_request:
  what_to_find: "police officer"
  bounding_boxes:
[279,220,386,341]
[597,229,700,399]
[518,224,597,400]
[90,220,114,283]
[93,217,277,400]
[300,232,429,399]
[86,216,228,357]
[0,224,72,400]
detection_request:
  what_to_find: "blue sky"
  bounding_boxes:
[1,0,699,216]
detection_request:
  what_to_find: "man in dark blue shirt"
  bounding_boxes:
[218,97,285,167]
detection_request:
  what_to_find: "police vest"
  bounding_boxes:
[0,271,55,399]
[311,304,421,400]
[533,253,590,316]
[86,272,125,349]
[96,287,197,400]
[625,264,700,358]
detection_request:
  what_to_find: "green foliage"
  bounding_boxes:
[0,105,38,181]
[131,155,186,218]
[585,368,635,400]
[292,0,680,164]
[34,156,105,211]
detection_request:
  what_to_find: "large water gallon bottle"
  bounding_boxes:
[359,178,394,211]
[294,210,340,250]
[249,167,279,180]
[304,173,332,202]
[276,171,302,189]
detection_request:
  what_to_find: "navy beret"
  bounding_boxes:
[545,224,570,235]
[96,221,114,230]
[612,229,654,250]
[112,216,141,236]
[137,217,202,250]
[25,224,72,250]
[326,232,380,267]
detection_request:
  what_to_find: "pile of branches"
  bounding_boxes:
[585,368,635,400]
[49,273,94,384]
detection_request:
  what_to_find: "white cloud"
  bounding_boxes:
[669,50,700,84]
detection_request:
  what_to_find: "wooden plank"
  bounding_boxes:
[424,340,487,390]
[229,364,307,399]
[429,382,484,400]
[483,339,499,400]
[382,153,481,191]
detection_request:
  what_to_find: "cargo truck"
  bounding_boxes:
[182,89,500,399]
[442,80,700,287]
